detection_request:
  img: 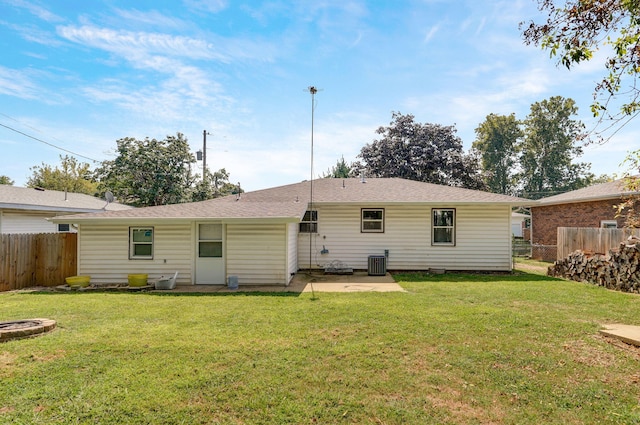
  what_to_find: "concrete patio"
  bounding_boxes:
[157,272,405,294]
[600,324,640,347]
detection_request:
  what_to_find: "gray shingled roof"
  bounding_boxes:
[536,179,638,206]
[53,178,532,222]
[0,185,132,213]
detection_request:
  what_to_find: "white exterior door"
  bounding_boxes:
[195,223,225,284]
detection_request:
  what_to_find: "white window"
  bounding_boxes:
[57,223,71,232]
[432,209,455,245]
[130,227,154,259]
[299,210,318,233]
[601,220,617,229]
[199,224,223,258]
[361,208,384,233]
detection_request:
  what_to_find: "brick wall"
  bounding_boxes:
[531,199,624,246]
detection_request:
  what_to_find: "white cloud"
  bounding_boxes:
[113,9,188,30]
[184,0,228,14]
[5,0,63,23]
[82,61,231,125]
[0,66,40,99]
[0,66,66,104]
[57,25,224,61]
[423,25,439,44]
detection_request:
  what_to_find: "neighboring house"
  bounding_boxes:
[0,185,132,234]
[530,179,638,261]
[52,178,531,287]
[511,211,530,238]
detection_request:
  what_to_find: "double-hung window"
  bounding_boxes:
[432,209,455,245]
[130,227,154,259]
[299,210,318,233]
[361,208,384,233]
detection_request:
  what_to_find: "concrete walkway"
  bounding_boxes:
[160,272,404,294]
[600,324,640,347]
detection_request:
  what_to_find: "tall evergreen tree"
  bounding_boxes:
[323,156,352,178]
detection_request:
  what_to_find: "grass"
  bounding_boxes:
[514,257,554,275]
[2,273,640,424]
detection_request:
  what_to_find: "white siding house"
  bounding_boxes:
[0,185,131,234]
[52,178,531,287]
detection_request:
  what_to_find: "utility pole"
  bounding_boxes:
[203,130,210,183]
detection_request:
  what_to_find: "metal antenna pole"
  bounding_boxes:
[203,130,210,183]
[308,86,318,298]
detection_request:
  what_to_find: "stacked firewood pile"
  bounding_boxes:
[548,236,640,293]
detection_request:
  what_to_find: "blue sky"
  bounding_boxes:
[0,0,636,192]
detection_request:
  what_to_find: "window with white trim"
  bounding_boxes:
[57,223,71,232]
[299,210,318,233]
[432,208,455,245]
[130,227,154,259]
[601,220,617,229]
[361,208,384,233]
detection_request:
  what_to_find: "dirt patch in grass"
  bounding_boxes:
[425,381,505,424]
[563,338,619,367]
[598,334,640,361]
[514,263,550,275]
[0,352,18,377]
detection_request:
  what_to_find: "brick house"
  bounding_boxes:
[530,179,636,261]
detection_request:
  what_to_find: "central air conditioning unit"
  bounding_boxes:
[368,255,386,276]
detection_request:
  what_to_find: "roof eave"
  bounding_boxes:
[535,192,639,207]
[314,200,535,206]
[49,216,301,224]
[1,203,107,213]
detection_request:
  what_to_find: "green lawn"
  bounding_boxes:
[2,272,640,424]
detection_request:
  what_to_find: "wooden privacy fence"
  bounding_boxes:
[557,227,640,260]
[0,233,77,291]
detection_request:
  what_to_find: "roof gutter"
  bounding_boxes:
[48,216,301,225]
[0,203,108,213]
[535,192,639,207]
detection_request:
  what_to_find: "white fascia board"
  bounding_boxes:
[48,216,300,225]
[1,204,102,214]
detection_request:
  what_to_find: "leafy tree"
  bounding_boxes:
[615,149,640,227]
[521,0,640,132]
[518,96,595,199]
[191,168,241,202]
[472,113,523,195]
[323,156,353,178]
[27,155,97,195]
[0,175,14,185]
[96,133,237,206]
[357,112,485,189]
[96,134,198,207]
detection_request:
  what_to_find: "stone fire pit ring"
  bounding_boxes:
[0,319,56,342]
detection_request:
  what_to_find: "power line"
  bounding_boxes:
[0,120,99,163]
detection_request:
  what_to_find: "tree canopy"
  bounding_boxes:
[356,112,485,189]
[95,134,196,207]
[95,133,236,207]
[323,156,353,178]
[191,168,240,202]
[521,0,640,133]
[472,113,522,195]
[519,96,596,199]
[27,155,97,195]
[0,175,14,185]
[615,149,640,227]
